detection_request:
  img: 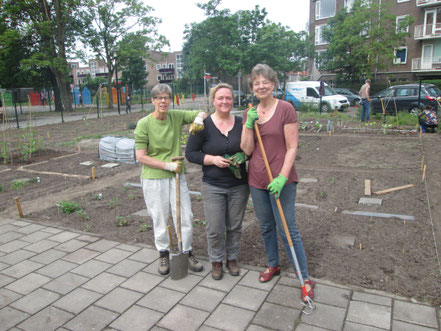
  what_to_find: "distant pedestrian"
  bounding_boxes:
[40,91,46,106]
[359,79,371,122]
[126,93,131,113]
[419,105,438,133]
[79,94,83,107]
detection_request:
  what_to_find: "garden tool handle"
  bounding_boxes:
[254,121,294,247]
[171,156,184,252]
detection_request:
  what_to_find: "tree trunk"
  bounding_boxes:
[48,69,63,112]
[107,66,114,109]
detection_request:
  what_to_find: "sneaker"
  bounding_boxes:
[158,250,169,275]
[188,251,203,272]
[211,262,223,280]
[226,259,240,276]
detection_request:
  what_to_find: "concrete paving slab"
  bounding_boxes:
[204,303,255,331]
[95,287,144,313]
[5,273,51,295]
[331,234,356,249]
[0,262,7,272]
[301,302,347,330]
[55,239,89,252]
[352,291,392,307]
[199,270,242,292]
[393,300,438,329]
[120,271,163,294]
[0,240,30,253]
[0,232,25,245]
[0,249,36,265]
[223,284,267,311]
[63,305,118,331]
[116,243,142,253]
[62,248,100,264]
[70,259,111,278]
[358,197,383,206]
[36,259,77,278]
[29,249,67,264]
[180,285,226,312]
[0,306,30,331]
[137,286,185,313]
[392,320,438,330]
[10,288,59,314]
[314,283,351,308]
[40,227,63,234]
[95,248,133,264]
[299,178,318,183]
[291,323,330,331]
[296,203,319,210]
[16,306,73,331]
[15,224,45,235]
[52,287,102,314]
[0,224,21,234]
[22,239,59,253]
[81,272,126,294]
[11,220,31,227]
[107,259,146,278]
[346,301,391,329]
[85,239,119,252]
[160,273,203,293]
[343,321,386,330]
[101,162,120,168]
[342,210,415,221]
[80,161,94,166]
[0,288,22,309]
[1,259,43,278]
[238,270,276,291]
[266,284,306,310]
[128,247,159,264]
[43,272,88,295]
[0,274,15,288]
[253,302,299,331]
[76,234,100,243]
[110,305,163,331]
[48,231,80,243]
[20,231,53,243]
[158,304,209,331]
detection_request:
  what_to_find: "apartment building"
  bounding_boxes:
[69,59,109,86]
[310,0,441,83]
[145,51,183,89]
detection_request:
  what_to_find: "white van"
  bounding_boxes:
[284,81,350,112]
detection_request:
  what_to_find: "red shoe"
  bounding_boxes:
[259,266,281,283]
[301,279,315,302]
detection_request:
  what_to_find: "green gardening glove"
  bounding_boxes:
[223,154,242,179]
[267,174,288,199]
[245,107,259,130]
[229,152,246,166]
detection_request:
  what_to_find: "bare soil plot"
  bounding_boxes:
[0,115,440,305]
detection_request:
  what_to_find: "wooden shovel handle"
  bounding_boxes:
[171,156,185,161]
[171,156,184,252]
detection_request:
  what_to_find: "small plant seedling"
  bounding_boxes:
[117,216,130,226]
[57,200,82,214]
[195,194,202,201]
[128,191,136,200]
[93,193,102,200]
[329,177,336,185]
[138,223,152,232]
[194,218,206,227]
[76,209,90,221]
[107,197,119,208]
[0,184,2,192]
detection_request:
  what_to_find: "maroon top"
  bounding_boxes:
[243,100,298,189]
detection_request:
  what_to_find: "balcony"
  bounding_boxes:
[411,57,441,71]
[414,23,441,39]
[159,79,173,83]
[416,0,441,7]
[159,67,175,73]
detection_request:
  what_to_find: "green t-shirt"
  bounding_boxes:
[134,110,199,179]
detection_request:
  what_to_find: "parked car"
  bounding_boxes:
[334,87,361,106]
[370,83,441,115]
[242,89,283,106]
[233,90,246,106]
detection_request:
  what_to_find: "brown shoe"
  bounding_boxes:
[211,262,223,280]
[188,251,203,272]
[158,250,169,275]
[226,259,240,276]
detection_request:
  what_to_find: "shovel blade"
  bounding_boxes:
[170,252,188,280]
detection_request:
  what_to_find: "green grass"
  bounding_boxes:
[372,112,419,126]
[10,178,36,190]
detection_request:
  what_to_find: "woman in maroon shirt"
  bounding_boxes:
[241,64,314,302]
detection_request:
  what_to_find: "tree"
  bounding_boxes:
[1,0,80,111]
[80,0,167,108]
[321,0,414,82]
[121,56,148,92]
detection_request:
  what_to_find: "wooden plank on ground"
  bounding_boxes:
[364,179,371,196]
[373,184,415,195]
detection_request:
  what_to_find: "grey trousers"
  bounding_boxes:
[202,182,250,263]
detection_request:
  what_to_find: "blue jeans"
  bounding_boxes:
[250,183,310,279]
[202,183,250,262]
[361,99,370,122]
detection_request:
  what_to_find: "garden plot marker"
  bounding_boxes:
[14,197,24,218]
[373,184,414,195]
[364,179,371,196]
[91,167,95,181]
[422,165,427,182]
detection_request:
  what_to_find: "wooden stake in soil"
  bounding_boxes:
[14,197,24,218]
[78,144,81,153]
[91,167,96,181]
[47,131,50,139]
[421,155,424,171]
[364,179,371,196]
[374,184,415,195]
[422,164,427,182]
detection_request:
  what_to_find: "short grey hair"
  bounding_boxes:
[209,83,234,103]
[151,84,172,98]
[366,79,371,83]
[248,64,279,90]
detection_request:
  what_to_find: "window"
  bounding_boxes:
[397,0,410,2]
[157,75,161,81]
[315,0,336,20]
[168,63,174,68]
[156,64,160,70]
[315,50,326,69]
[162,64,166,68]
[315,25,328,45]
[360,21,370,37]
[396,15,409,33]
[344,0,354,12]
[307,88,319,98]
[394,47,407,64]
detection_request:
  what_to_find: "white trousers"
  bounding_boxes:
[142,174,193,253]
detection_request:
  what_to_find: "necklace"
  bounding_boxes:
[258,100,277,115]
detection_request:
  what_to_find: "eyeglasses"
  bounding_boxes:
[154,96,171,101]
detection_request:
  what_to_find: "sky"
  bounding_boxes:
[145,0,310,52]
